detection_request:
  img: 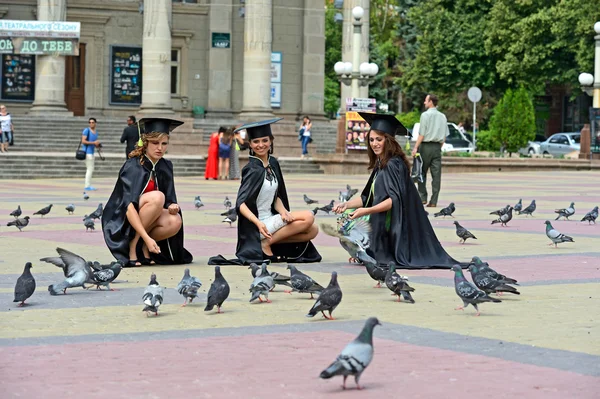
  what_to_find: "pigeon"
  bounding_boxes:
[453,221,477,243]
[10,205,22,218]
[65,204,75,215]
[194,195,204,209]
[223,196,232,210]
[319,317,381,390]
[491,207,513,227]
[311,207,319,215]
[469,263,520,296]
[88,203,103,220]
[221,208,237,217]
[303,194,318,205]
[176,268,203,306]
[320,214,371,264]
[317,200,336,215]
[249,263,275,303]
[248,262,292,289]
[46,248,94,295]
[286,264,325,298]
[338,186,359,203]
[581,206,598,224]
[514,199,523,213]
[338,191,349,203]
[362,260,387,288]
[142,273,163,316]
[385,262,415,303]
[83,192,89,200]
[7,216,30,232]
[205,266,230,313]
[13,262,36,307]
[470,256,519,286]
[451,265,501,316]
[545,220,574,248]
[222,212,237,227]
[33,204,53,217]
[490,205,510,216]
[306,271,343,320]
[555,202,575,220]
[519,199,536,216]
[83,217,95,231]
[434,202,455,218]
[88,261,123,291]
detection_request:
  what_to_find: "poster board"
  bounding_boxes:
[1,54,35,101]
[345,111,371,150]
[109,45,142,105]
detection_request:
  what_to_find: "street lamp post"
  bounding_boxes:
[334,6,378,99]
[578,21,600,108]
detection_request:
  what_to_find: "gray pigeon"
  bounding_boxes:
[88,261,123,291]
[490,205,510,216]
[204,266,230,313]
[83,192,89,200]
[319,317,381,390]
[318,200,335,214]
[434,202,455,218]
[88,203,103,220]
[222,211,237,227]
[248,262,292,289]
[469,263,520,296]
[10,205,22,218]
[176,268,203,306]
[83,217,95,232]
[286,264,325,298]
[311,207,319,215]
[223,196,232,210]
[385,262,415,303]
[303,194,318,205]
[545,220,574,248]
[65,204,76,215]
[363,260,387,288]
[306,271,343,320]
[142,273,163,316]
[7,216,30,232]
[13,262,36,306]
[33,204,53,217]
[249,263,275,303]
[581,206,598,224]
[451,265,501,316]
[470,256,519,286]
[519,199,536,216]
[491,207,513,227]
[194,195,204,209]
[338,186,358,203]
[47,248,94,295]
[513,199,523,213]
[555,202,575,220]
[320,217,372,264]
[453,221,477,243]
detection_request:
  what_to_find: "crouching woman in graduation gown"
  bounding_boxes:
[209,118,321,265]
[102,118,193,267]
[333,113,465,269]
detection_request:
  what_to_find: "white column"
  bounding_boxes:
[341,0,369,106]
[301,0,325,116]
[29,0,70,115]
[140,0,173,114]
[240,0,274,118]
[594,30,600,108]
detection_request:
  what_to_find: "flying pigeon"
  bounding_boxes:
[7,216,30,232]
[320,213,372,264]
[83,192,89,200]
[545,220,574,248]
[249,263,275,303]
[385,262,415,303]
[87,203,103,220]
[10,205,22,218]
[519,199,536,216]
[65,204,75,215]
[83,217,95,232]
[338,186,359,203]
[223,196,232,210]
[194,195,204,209]
[46,248,94,295]
[317,200,336,215]
[222,211,237,227]
[176,268,203,307]
[434,202,455,218]
[13,262,36,307]
[555,202,575,220]
[581,206,598,224]
[286,264,325,298]
[491,207,513,227]
[88,261,123,291]
[33,204,53,217]
[248,262,292,289]
[469,263,520,296]
[451,265,501,316]
[490,205,510,216]
[205,266,230,313]
[319,317,381,390]
[470,256,519,286]
[303,194,318,205]
[307,271,343,320]
[142,273,163,316]
[453,221,477,244]
[513,199,523,213]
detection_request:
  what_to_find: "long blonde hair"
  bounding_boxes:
[128,132,169,164]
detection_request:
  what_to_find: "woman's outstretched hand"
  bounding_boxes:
[349,207,368,220]
[144,237,161,254]
[168,203,180,215]
[333,202,347,214]
[257,222,272,240]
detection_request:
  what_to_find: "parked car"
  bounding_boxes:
[411,122,474,153]
[518,133,548,156]
[538,132,580,157]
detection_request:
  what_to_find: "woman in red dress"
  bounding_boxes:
[205,126,225,180]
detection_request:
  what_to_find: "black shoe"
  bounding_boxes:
[124,259,142,268]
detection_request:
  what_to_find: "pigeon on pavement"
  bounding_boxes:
[249,263,275,303]
[469,263,520,296]
[222,211,237,227]
[286,264,325,298]
[87,203,103,220]
[451,265,501,316]
[88,261,123,291]
[545,220,574,248]
[317,200,336,214]
[362,260,387,288]
[205,266,230,313]
[248,262,292,289]
[303,194,318,205]
[10,205,22,218]
[194,195,204,209]
[453,221,477,243]
[490,205,510,216]
[321,214,372,263]
[306,271,343,320]
[555,202,575,220]
[319,317,381,390]
[83,217,95,232]
[434,202,455,218]
[13,262,36,307]
[519,199,536,216]
[223,196,232,210]
[581,206,598,224]
[176,268,203,306]
[311,207,319,215]
[470,256,519,286]
[83,192,89,200]
[491,207,513,227]
[33,204,53,217]
[46,248,94,295]
[385,262,415,303]
[513,199,523,213]
[142,273,163,316]
[7,216,30,232]
[65,204,75,215]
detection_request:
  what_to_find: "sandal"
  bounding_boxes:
[124,259,142,268]
[140,257,156,266]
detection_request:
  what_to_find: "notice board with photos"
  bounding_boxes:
[1,54,35,102]
[109,45,142,105]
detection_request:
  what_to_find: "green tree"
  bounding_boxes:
[324,2,343,118]
[489,87,536,155]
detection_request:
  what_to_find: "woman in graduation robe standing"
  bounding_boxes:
[334,113,465,269]
[102,118,193,267]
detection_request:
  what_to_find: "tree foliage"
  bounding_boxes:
[489,87,536,154]
[324,2,343,118]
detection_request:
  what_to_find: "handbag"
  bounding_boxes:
[9,129,14,146]
[411,154,424,183]
[75,128,89,160]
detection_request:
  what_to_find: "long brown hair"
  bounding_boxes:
[128,132,169,164]
[366,130,411,170]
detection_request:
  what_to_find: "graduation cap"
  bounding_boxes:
[358,112,408,137]
[138,118,184,135]
[234,117,283,140]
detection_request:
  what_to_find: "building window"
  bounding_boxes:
[171,49,180,95]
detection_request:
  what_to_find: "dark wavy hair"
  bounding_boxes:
[366,130,411,171]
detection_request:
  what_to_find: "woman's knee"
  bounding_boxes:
[167,213,182,232]
[141,190,165,207]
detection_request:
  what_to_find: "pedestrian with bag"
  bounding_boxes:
[82,117,101,191]
[299,115,313,159]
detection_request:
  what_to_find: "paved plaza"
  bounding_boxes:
[0,170,599,398]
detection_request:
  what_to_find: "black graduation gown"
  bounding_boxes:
[208,156,321,265]
[102,156,193,265]
[362,156,466,269]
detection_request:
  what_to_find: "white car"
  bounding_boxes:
[411,122,474,153]
[518,134,548,156]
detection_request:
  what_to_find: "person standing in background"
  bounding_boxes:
[205,126,224,180]
[82,117,101,191]
[0,104,13,153]
[218,127,233,180]
[300,115,312,160]
[229,127,247,180]
[120,115,139,159]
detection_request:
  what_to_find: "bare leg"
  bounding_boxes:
[268,211,317,245]
[278,224,319,244]
[128,191,165,260]
[147,209,182,242]
[224,158,230,179]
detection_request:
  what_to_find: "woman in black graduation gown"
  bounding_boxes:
[333,113,465,269]
[102,118,193,266]
[209,118,321,265]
